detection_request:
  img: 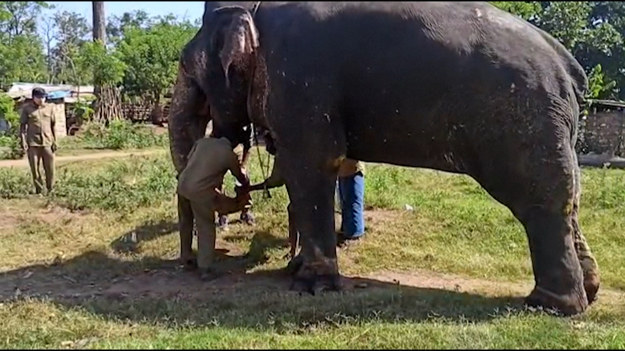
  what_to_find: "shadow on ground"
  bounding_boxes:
[0,221,527,331]
[110,220,179,254]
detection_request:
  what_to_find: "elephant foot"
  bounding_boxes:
[284,254,304,275]
[584,272,600,304]
[180,255,197,271]
[287,256,342,295]
[524,285,588,316]
[199,267,225,282]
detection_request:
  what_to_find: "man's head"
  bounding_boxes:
[31,87,47,106]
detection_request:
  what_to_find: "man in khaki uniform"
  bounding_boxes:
[177,133,251,279]
[20,88,57,195]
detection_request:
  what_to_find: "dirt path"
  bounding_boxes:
[0,149,165,168]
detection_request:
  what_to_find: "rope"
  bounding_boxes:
[252,124,272,199]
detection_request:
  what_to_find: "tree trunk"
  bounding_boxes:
[92,1,115,123]
[94,85,122,125]
[92,2,106,44]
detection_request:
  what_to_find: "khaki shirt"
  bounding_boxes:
[20,102,56,147]
[177,137,240,201]
[338,158,365,178]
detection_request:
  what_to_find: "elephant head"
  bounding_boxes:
[168,3,261,173]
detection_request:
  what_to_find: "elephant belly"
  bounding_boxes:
[344,112,471,174]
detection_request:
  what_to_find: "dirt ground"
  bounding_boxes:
[0,149,165,168]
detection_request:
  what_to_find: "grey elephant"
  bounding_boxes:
[168,1,600,316]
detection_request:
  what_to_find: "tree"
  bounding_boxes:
[92,2,105,43]
[76,40,126,122]
[50,10,91,85]
[0,2,49,88]
[491,1,624,100]
[490,1,542,21]
[587,64,617,99]
[92,1,123,123]
[117,21,197,104]
[0,1,50,39]
[106,10,152,43]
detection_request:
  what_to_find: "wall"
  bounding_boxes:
[577,109,624,157]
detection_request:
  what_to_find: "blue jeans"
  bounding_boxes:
[337,171,365,238]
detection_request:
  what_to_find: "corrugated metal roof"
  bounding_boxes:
[6,82,94,99]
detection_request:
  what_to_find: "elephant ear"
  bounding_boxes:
[213,7,260,88]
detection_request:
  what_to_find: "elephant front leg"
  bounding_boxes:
[286,172,342,294]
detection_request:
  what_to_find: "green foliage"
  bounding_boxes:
[0,2,49,88]
[492,1,625,100]
[490,1,542,21]
[539,2,592,50]
[0,34,47,88]
[50,10,91,85]
[117,22,197,100]
[0,167,30,197]
[0,135,23,160]
[79,120,168,150]
[52,155,176,211]
[0,93,23,160]
[0,154,175,211]
[70,99,94,122]
[0,2,51,39]
[587,64,617,99]
[76,41,126,86]
[0,93,18,129]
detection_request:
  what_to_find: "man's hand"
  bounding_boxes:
[238,167,251,189]
[236,189,253,209]
[51,142,57,153]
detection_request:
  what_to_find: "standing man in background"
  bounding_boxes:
[20,87,57,195]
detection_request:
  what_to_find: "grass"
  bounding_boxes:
[1,147,625,348]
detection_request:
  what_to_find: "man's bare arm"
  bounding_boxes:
[229,153,250,187]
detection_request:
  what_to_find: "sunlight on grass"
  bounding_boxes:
[2,148,625,348]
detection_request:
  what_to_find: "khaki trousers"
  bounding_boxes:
[27,146,55,194]
[183,193,243,270]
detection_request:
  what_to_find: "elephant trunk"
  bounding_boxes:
[168,65,211,174]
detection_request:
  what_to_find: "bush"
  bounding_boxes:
[0,93,19,130]
[0,154,176,212]
[0,134,24,160]
[80,120,168,150]
[52,155,176,212]
[0,93,24,160]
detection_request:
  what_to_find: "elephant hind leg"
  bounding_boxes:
[474,135,589,315]
[519,205,588,315]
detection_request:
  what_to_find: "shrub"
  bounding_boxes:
[80,120,168,150]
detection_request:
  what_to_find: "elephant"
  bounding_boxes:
[168,1,600,316]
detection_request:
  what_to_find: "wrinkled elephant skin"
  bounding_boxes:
[168,1,600,316]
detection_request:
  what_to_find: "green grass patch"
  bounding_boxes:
[2,149,625,348]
